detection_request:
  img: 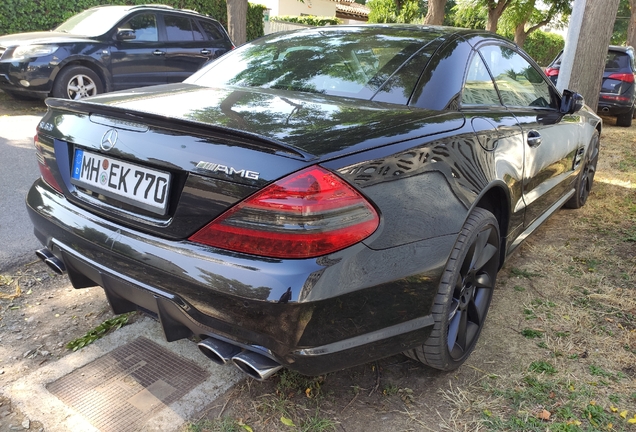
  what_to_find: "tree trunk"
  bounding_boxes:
[514,23,527,46]
[227,0,248,46]
[557,0,619,112]
[424,0,447,25]
[628,0,636,48]
[486,0,512,33]
[514,19,550,48]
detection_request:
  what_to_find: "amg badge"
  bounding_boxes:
[196,161,260,180]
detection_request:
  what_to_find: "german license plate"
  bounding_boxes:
[71,148,170,215]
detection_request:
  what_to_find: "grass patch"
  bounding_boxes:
[510,267,542,279]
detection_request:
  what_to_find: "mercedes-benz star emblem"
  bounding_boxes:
[101,129,118,151]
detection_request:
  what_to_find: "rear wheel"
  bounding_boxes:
[616,107,633,127]
[404,208,500,371]
[52,66,103,100]
[565,131,600,209]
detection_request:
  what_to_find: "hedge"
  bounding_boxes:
[271,15,341,26]
[0,0,265,42]
[519,30,565,67]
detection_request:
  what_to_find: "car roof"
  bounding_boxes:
[274,24,508,44]
[85,4,209,18]
[608,45,634,54]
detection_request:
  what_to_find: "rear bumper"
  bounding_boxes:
[27,179,451,375]
[597,94,634,116]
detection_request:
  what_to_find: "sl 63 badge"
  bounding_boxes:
[39,121,54,132]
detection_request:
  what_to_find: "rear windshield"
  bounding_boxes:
[605,51,633,71]
[187,27,443,101]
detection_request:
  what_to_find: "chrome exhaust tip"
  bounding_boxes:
[35,248,54,261]
[232,351,282,381]
[36,248,66,275]
[197,337,242,365]
[44,257,66,275]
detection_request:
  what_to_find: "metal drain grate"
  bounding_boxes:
[47,337,209,432]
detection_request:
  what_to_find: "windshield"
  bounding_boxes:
[55,6,131,36]
[187,27,442,100]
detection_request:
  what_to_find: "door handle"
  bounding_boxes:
[153,50,166,56]
[201,49,211,55]
[527,130,542,147]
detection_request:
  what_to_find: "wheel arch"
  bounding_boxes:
[471,182,511,269]
[50,58,112,96]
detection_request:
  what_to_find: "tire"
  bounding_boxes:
[565,131,600,209]
[52,66,103,100]
[404,208,500,371]
[616,107,633,127]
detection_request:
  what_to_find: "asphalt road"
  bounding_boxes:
[0,114,45,271]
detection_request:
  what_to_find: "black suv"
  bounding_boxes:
[0,5,233,100]
[546,46,636,127]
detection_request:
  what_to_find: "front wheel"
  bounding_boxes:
[404,208,500,371]
[52,66,103,100]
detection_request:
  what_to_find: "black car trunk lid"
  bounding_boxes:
[38,84,463,239]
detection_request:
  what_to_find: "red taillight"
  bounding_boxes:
[34,133,63,193]
[545,67,559,77]
[600,94,631,101]
[608,72,635,83]
[189,166,380,258]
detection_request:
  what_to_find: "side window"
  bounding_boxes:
[479,45,552,108]
[462,52,501,106]
[198,20,224,41]
[192,21,205,41]
[121,13,158,42]
[164,15,194,41]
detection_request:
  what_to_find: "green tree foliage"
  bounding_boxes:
[612,0,631,44]
[0,0,265,41]
[452,0,568,44]
[367,0,426,23]
[451,0,487,28]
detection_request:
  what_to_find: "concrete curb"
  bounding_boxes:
[4,316,243,431]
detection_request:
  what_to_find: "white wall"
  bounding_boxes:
[257,0,337,18]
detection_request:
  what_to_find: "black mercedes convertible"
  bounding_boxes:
[26,25,601,380]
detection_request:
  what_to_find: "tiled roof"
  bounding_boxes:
[335,0,369,19]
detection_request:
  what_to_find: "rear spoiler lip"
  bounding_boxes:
[44,97,316,161]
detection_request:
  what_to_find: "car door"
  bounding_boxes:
[478,44,582,229]
[109,12,169,89]
[161,14,224,83]
[459,49,527,241]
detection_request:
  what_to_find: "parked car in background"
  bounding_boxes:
[27,26,601,379]
[545,46,636,126]
[0,5,233,100]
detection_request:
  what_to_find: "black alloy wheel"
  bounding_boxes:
[405,208,500,371]
[565,131,600,209]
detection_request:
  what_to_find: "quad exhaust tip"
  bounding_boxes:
[198,337,283,380]
[232,350,283,381]
[35,248,66,275]
[197,337,241,365]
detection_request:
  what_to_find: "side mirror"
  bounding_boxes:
[117,29,136,41]
[560,89,584,114]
